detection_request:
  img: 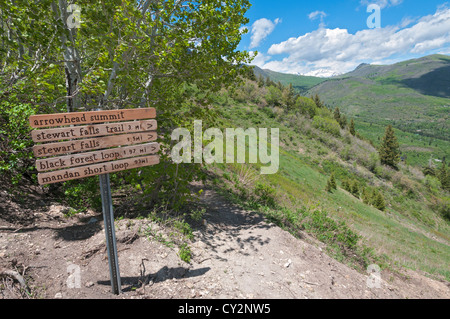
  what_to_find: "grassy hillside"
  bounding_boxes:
[307,54,450,143]
[253,65,327,94]
[251,54,450,168]
[206,76,450,280]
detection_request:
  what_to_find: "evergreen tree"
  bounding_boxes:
[350,180,359,198]
[325,179,332,192]
[379,125,400,169]
[342,179,351,192]
[277,81,283,91]
[329,173,337,190]
[339,114,347,129]
[325,173,337,192]
[362,188,371,204]
[257,74,265,88]
[374,192,386,211]
[349,119,356,136]
[334,107,341,123]
[438,160,450,191]
[282,83,296,109]
[313,94,324,108]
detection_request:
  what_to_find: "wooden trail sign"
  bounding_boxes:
[31,120,157,142]
[29,107,160,296]
[33,131,158,157]
[29,108,159,185]
[30,108,156,128]
[38,155,159,185]
[36,142,159,172]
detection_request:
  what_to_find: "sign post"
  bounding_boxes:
[29,108,159,295]
[99,173,121,295]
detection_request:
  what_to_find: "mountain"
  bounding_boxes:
[336,55,450,98]
[252,65,327,93]
[213,75,450,283]
[305,54,450,141]
[251,54,450,168]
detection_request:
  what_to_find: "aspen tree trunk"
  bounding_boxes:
[51,0,82,113]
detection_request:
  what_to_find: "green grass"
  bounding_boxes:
[253,67,327,93]
[354,120,450,167]
[307,55,450,141]
[212,93,450,280]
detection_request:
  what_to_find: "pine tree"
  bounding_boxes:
[379,125,400,169]
[342,179,350,192]
[325,179,332,192]
[350,180,359,198]
[438,160,450,191]
[326,173,337,192]
[257,74,265,88]
[282,83,296,109]
[349,119,356,136]
[313,94,324,108]
[423,156,436,176]
[329,173,337,190]
[374,192,386,211]
[339,114,347,129]
[362,188,371,204]
[333,107,341,123]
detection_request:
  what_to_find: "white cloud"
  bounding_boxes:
[249,18,281,49]
[255,6,450,77]
[308,11,327,20]
[411,38,447,53]
[438,46,450,55]
[308,10,327,28]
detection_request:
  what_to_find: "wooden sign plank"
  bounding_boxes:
[36,142,160,172]
[33,132,157,157]
[37,155,160,185]
[29,108,156,128]
[31,120,157,143]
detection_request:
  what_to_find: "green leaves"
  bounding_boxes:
[0,102,36,183]
[1,0,252,209]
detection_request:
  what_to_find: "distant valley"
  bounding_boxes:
[254,54,450,166]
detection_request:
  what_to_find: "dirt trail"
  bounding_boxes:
[0,186,449,299]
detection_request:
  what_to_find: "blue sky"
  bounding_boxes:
[238,0,450,76]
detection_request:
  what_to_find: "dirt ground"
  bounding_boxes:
[0,184,449,299]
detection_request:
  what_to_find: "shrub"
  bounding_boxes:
[422,166,436,177]
[312,116,341,137]
[265,85,282,106]
[178,243,192,263]
[298,209,360,251]
[367,152,379,173]
[342,179,351,192]
[0,102,36,184]
[254,182,277,208]
[295,96,318,118]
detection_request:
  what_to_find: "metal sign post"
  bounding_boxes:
[99,173,121,295]
[29,107,159,296]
